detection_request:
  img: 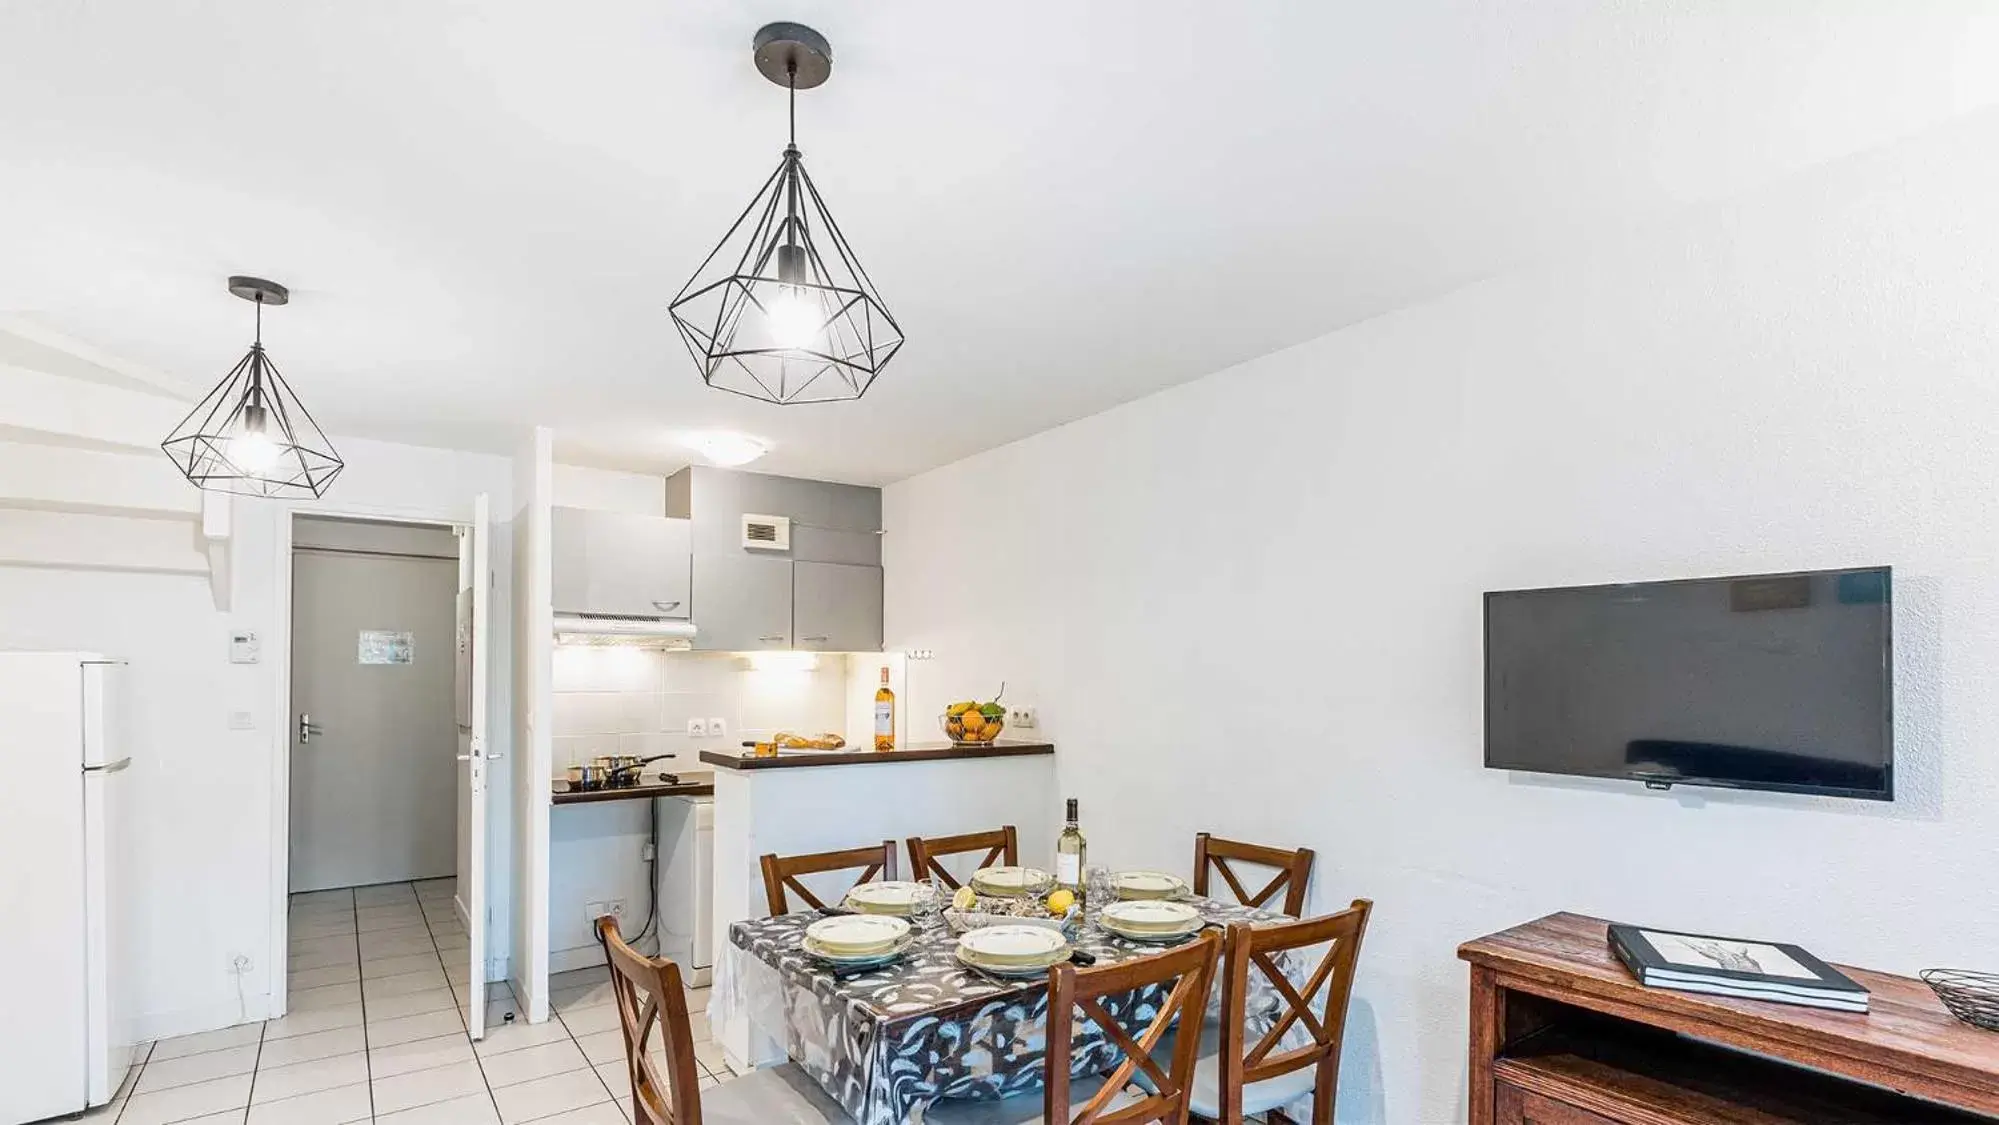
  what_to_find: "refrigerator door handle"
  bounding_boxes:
[83,757,132,774]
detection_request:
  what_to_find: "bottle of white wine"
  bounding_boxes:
[1055,797,1086,896]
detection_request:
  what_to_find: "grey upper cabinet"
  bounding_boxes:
[551,507,692,618]
[690,555,793,650]
[793,561,883,652]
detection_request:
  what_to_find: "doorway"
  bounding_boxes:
[289,516,461,893]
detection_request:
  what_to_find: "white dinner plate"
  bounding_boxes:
[958,924,1069,967]
[804,914,911,956]
[970,866,1053,897]
[1100,900,1202,933]
[1111,870,1189,900]
[804,934,914,967]
[956,945,1064,978]
[845,881,933,915]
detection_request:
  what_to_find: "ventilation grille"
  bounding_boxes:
[742,513,791,551]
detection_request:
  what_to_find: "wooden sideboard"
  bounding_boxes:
[1460,913,1999,1124]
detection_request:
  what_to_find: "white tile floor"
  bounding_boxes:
[85,879,730,1125]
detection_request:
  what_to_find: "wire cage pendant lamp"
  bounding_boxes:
[668,22,903,405]
[162,276,344,498]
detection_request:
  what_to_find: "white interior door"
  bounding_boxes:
[457,494,493,1038]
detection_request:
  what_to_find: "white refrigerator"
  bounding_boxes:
[0,652,135,1122]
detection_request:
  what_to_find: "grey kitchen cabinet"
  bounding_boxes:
[689,554,794,650]
[792,561,883,652]
[551,507,692,618]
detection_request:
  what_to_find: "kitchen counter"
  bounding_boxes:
[550,775,715,806]
[698,740,1054,771]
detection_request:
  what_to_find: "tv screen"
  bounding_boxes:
[1484,567,1892,800]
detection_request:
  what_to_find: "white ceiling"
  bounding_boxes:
[3,2,1996,484]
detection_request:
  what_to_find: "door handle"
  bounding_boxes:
[298,713,325,744]
[759,634,786,643]
[652,600,682,612]
[801,635,829,644]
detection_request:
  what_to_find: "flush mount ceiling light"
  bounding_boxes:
[162,277,343,498]
[668,22,904,405]
[679,430,772,467]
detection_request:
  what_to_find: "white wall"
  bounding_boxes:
[883,109,1999,1123]
[0,434,515,1043]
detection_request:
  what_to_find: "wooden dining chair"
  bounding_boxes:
[759,840,898,916]
[1193,832,1316,918]
[905,825,1019,889]
[1137,900,1372,1124]
[597,916,850,1124]
[925,932,1223,1125]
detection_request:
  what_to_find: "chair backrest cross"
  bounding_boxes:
[1193,832,1316,917]
[759,840,898,916]
[1045,931,1222,1124]
[1215,899,1373,1124]
[599,916,705,1125]
[905,825,1018,890]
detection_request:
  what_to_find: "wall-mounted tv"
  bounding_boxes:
[1484,567,1893,801]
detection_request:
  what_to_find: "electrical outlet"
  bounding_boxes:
[604,898,628,921]
[229,953,252,975]
[685,718,709,737]
[708,717,727,737]
[1010,705,1038,729]
[640,841,657,863]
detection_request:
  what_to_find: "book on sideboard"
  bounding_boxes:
[1608,923,1869,1012]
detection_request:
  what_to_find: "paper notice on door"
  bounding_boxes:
[358,630,414,665]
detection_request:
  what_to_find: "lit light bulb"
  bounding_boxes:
[227,402,281,473]
[765,286,822,350]
[227,429,281,473]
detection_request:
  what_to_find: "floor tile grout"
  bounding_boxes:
[120,881,689,1125]
[416,878,507,1122]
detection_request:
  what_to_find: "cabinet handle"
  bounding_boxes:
[651,600,682,612]
[759,634,786,643]
[801,635,830,643]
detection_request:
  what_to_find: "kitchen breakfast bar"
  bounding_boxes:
[699,740,1058,1070]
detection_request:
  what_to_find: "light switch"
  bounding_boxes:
[228,711,256,731]
[229,632,261,664]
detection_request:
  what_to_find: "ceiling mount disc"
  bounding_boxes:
[227,276,289,305]
[753,22,832,90]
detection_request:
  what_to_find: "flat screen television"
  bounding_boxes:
[1484,567,1893,800]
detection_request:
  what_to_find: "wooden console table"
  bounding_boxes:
[1460,913,1999,1124]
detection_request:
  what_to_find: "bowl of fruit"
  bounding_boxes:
[942,689,1007,745]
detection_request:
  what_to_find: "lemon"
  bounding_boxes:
[1045,889,1076,916]
[952,885,978,912]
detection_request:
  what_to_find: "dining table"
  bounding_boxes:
[718,894,1313,1125]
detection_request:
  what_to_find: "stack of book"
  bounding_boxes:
[1608,923,1869,1013]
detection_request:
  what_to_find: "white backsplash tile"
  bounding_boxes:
[549,650,851,776]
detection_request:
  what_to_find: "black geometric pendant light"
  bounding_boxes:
[668,22,903,405]
[162,276,343,498]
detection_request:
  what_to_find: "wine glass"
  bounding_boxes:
[912,872,945,928]
[1085,866,1115,915]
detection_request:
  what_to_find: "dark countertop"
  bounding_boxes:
[699,740,1054,772]
[551,774,715,805]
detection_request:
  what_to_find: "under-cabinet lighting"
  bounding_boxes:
[742,651,819,673]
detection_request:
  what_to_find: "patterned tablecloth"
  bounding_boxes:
[724,897,1305,1125]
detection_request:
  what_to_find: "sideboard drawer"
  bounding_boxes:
[1496,1082,1621,1125]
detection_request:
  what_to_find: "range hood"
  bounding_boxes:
[553,614,698,649]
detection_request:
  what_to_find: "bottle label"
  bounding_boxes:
[1055,853,1081,886]
[874,702,893,735]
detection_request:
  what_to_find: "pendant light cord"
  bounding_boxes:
[787,59,797,147]
[254,294,263,347]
